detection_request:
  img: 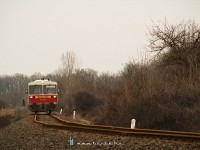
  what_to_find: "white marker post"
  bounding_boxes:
[60,108,62,114]
[73,110,76,120]
[131,119,136,129]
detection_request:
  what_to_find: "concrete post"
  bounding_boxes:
[131,119,136,129]
[73,110,76,120]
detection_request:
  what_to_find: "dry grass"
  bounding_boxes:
[0,108,14,128]
[0,108,15,117]
[0,107,28,128]
[70,113,92,125]
[54,111,92,125]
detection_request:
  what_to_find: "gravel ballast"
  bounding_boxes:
[0,115,200,150]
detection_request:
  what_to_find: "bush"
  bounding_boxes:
[74,91,100,116]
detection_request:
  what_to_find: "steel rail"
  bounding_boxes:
[50,114,200,138]
[34,114,200,142]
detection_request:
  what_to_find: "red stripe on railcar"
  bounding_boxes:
[28,95,58,103]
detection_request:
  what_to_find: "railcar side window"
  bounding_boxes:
[29,85,42,94]
[43,85,57,94]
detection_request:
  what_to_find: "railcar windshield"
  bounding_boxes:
[43,85,57,94]
[29,85,42,94]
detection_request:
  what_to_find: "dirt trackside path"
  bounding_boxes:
[0,115,200,150]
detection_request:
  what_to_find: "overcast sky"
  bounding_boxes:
[0,0,200,75]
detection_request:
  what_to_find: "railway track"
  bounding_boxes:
[34,113,200,143]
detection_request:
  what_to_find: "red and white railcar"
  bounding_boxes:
[27,79,58,114]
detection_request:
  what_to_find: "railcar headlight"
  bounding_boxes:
[53,96,57,98]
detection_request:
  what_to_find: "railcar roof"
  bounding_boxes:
[28,79,57,85]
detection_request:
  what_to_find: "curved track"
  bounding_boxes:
[34,114,200,143]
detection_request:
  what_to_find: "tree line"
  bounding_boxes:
[0,20,200,132]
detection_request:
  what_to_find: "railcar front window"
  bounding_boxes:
[43,85,57,94]
[29,85,42,94]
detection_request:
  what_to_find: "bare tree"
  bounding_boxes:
[60,51,78,77]
[148,20,200,78]
[57,52,79,114]
[0,74,29,107]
